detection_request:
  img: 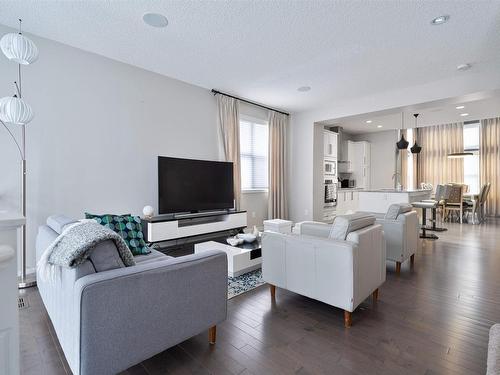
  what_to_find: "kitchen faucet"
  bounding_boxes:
[392,172,402,190]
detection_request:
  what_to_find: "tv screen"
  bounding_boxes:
[158,156,234,214]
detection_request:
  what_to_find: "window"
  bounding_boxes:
[239,117,268,191]
[463,122,480,194]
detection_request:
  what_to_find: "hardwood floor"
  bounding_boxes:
[19,219,500,374]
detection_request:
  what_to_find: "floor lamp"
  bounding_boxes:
[0,20,38,289]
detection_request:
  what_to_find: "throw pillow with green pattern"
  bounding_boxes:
[85,213,151,255]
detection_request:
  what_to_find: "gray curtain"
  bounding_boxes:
[268,111,288,219]
[216,94,241,210]
[480,117,500,216]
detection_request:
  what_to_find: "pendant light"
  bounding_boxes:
[410,113,422,154]
[396,112,409,149]
[0,20,38,65]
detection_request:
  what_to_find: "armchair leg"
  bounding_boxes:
[344,311,352,328]
[208,326,217,345]
[269,284,276,299]
[410,254,415,266]
[396,261,401,274]
[372,288,379,301]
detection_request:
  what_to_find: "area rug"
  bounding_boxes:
[227,268,265,299]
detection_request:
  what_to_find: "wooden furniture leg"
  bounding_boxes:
[410,254,415,266]
[269,284,276,299]
[344,311,352,328]
[396,261,401,274]
[372,288,379,301]
[208,326,216,344]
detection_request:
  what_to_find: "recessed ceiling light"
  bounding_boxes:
[456,105,465,109]
[297,86,311,92]
[460,113,469,117]
[457,63,472,71]
[366,120,372,124]
[143,13,169,28]
[377,125,383,128]
[431,15,450,25]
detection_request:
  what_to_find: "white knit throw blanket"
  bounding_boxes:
[37,220,135,283]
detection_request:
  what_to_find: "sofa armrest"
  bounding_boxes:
[293,221,331,238]
[72,250,227,375]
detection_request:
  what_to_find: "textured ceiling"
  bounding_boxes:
[1,1,500,112]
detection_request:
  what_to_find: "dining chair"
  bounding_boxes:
[420,182,433,191]
[444,184,465,224]
[479,183,491,222]
[463,184,485,224]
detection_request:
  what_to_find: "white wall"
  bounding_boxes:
[353,130,398,189]
[0,25,219,272]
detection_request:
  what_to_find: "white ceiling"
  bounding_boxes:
[1,1,500,113]
[324,90,500,134]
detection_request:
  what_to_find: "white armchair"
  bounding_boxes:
[262,213,386,327]
[369,204,419,274]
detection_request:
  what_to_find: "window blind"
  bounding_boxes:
[240,119,269,190]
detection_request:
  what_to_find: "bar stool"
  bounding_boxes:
[412,201,439,239]
[421,184,449,232]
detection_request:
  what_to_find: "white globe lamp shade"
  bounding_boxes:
[142,205,154,218]
[0,96,34,125]
[0,33,39,65]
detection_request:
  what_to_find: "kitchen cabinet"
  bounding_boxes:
[336,190,359,215]
[351,141,371,189]
[323,131,338,158]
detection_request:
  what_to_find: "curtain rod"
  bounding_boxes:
[211,89,289,116]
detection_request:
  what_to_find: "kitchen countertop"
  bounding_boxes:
[359,189,430,193]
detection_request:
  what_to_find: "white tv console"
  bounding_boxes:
[142,210,247,243]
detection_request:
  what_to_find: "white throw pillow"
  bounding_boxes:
[329,213,376,240]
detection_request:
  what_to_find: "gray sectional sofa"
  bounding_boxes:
[36,215,228,375]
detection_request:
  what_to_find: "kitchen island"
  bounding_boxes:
[358,189,432,213]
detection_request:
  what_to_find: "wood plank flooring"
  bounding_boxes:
[19,219,500,374]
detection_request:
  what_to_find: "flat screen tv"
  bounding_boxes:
[158,156,234,214]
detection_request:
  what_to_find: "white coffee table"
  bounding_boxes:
[194,240,262,277]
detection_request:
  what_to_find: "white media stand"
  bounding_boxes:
[142,210,247,243]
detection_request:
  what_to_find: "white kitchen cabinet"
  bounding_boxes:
[323,131,338,158]
[336,190,359,215]
[350,141,371,189]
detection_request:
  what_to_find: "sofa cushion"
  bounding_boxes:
[46,214,78,234]
[329,213,376,240]
[134,249,171,265]
[85,213,150,255]
[88,239,125,272]
[385,203,413,220]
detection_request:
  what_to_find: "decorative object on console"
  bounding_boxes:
[85,213,150,255]
[410,114,422,154]
[227,237,244,246]
[237,233,256,243]
[0,19,39,289]
[396,112,409,150]
[142,205,154,218]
